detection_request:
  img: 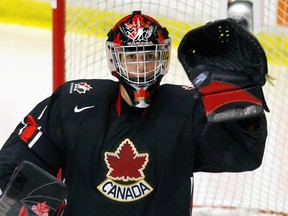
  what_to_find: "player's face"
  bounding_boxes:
[119,51,161,82]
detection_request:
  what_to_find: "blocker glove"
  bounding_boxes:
[178,18,269,122]
[0,161,68,216]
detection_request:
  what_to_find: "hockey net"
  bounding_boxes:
[53,0,288,215]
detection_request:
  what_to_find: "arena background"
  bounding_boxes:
[0,0,52,146]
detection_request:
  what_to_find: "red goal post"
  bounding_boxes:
[52,0,288,215]
[52,0,65,91]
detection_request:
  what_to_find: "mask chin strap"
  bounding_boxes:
[119,76,163,108]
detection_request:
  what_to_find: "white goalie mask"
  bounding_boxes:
[106,42,171,86]
[106,11,171,108]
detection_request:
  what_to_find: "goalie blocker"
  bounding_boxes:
[0,161,68,216]
[178,18,269,122]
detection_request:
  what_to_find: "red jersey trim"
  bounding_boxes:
[20,115,38,143]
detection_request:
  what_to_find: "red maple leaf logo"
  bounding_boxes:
[134,88,150,99]
[31,201,50,216]
[105,139,149,182]
[113,32,122,45]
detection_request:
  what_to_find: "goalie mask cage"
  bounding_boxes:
[52,0,288,215]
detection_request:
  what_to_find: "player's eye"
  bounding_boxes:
[145,53,157,61]
[125,54,137,62]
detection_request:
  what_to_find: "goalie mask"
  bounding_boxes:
[106,11,171,108]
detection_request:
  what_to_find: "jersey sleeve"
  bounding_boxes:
[193,113,267,172]
[0,87,65,193]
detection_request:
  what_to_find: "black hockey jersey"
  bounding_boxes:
[0,79,267,216]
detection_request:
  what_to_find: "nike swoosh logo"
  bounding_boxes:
[74,105,95,113]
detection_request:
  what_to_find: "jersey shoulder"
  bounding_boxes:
[152,84,201,116]
[49,79,119,118]
[54,79,118,96]
[157,83,198,100]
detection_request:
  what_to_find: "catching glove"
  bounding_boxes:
[178,18,269,122]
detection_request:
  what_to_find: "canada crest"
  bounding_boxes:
[18,201,50,216]
[97,139,153,202]
[31,202,50,216]
[124,14,154,43]
[73,82,92,94]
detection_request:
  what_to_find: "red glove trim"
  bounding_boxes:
[200,82,262,116]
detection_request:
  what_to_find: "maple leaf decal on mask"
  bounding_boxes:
[105,139,149,182]
[134,88,150,99]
